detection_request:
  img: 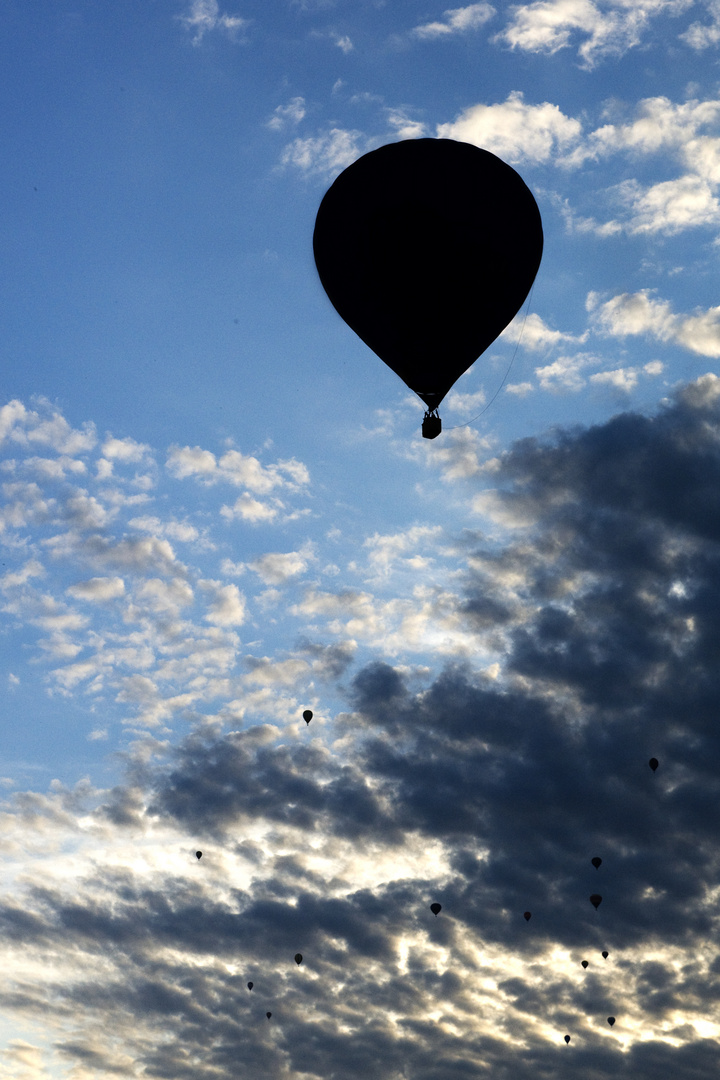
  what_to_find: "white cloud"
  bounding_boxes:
[386,109,430,140]
[0,399,96,455]
[267,97,307,131]
[496,0,693,69]
[589,366,640,391]
[128,516,200,543]
[535,352,597,391]
[436,91,581,164]
[200,580,247,626]
[505,381,534,396]
[680,0,720,48]
[588,290,720,357]
[332,33,353,52]
[501,311,588,350]
[280,128,368,178]
[66,577,126,602]
[101,436,150,463]
[412,3,496,39]
[248,547,313,585]
[220,494,280,523]
[179,0,250,44]
[166,445,309,493]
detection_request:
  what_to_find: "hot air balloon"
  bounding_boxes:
[564,1035,571,1044]
[430,903,442,916]
[523,911,532,921]
[303,710,313,724]
[196,851,202,860]
[266,1012,272,1019]
[247,982,253,990]
[607,1017,615,1027]
[295,954,303,965]
[581,960,588,969]
[602,951,609,959]
[649,757,659,772]
[591,857,602,869]
[590,894,602,910]
[313,138,543,439]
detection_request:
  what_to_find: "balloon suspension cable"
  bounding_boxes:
[446,281,536,432]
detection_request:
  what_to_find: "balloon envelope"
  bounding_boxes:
[649,757,659,772]
[302,710,313,724]
[266,1012,272,1019]
[607,1017,615,1027]
[523,911,531,921]
[247,982,253,990]
[591,857,602,869]
[590,894,602,909]
[602,951,609,959]
[295,953,303,965]
[564,1035,571,1044]
[430,903,442,916]
[313,138,543,415]
[196,851,202,859]
[581,960,588,968]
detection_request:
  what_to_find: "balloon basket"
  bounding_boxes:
[422,410,442,440]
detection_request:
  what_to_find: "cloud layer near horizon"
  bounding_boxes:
[3,380,720,1076]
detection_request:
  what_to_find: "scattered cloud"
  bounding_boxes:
[267,96,307,131]
[412,3,496,40]
[588,289,720,357]
[496,0,693,69]
[179,0,250,45]
[436,91,582,164]
[280,127,369,178]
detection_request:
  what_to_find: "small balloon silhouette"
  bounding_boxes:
[581,960,588,969]
[649,757,659,772]
[564,1035,571,1044]
[591,857,602,869]
[295,953,303,965]
[430,903,442,916]
[602,950,609,959]
[196,851,202,859]
[524,911,532,921]
[247,982,253,990]
[266,1012,272,1019]
[590,894,602,910]
[303,710,313,724]
[607,1017,615,1027]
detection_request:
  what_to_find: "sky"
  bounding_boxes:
[4,0,720,1076]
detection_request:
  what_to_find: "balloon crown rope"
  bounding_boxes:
[312,137,543,440]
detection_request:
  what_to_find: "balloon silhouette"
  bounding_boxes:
[607,1017,615,1027]
[581,960,588,969]
[295,953,303,965]
[247,981,253,990]
[303,710,313,724]
[602,951,609,959]
[564,1035,571,1044]
[313,138,543,438]
[266,1012,272,1019]
[590,894,602,910]
[196,851,202,860]
[649,757,659,772]
[591,857,602,869]
[430,903,442,916]
[523,911,532,921]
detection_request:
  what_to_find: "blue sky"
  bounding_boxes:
[3,0,720,1076]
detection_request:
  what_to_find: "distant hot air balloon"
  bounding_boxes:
[266,1012,272,1019]
[564,1035,571,1044]
[524,911,532,921]
[303,710,313,724]
[313,138,544,439]
[295,953,303,965]
[590,894,602,910]
[247,982,253,990]
[602,951,609,959]
[591,857,602,869]
[196,851,202,860]
[649,757,659,772]
[607,1017,615,1027]
[430,903,442,916]
[581,960,588,969]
